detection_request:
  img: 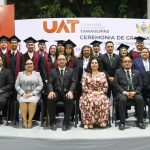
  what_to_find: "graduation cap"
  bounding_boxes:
[117,43,129,51]
[37,39,48,43]
[55,40,65,46]
[134,36,146,42]
[63,39,76,47]
[90,40,102,46]
[0,36,8,42]
[24,37,37,44]
[9,35,21,43]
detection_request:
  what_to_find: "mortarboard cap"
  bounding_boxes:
[0,36,8,42]
[117,43,129,51]
[63,39,76,47]
[24,37,37,44]
[90,40,102,46]
[134,36,146,42]
[55,40,65,46]
[37,39,48,43]
[9,35,21,43]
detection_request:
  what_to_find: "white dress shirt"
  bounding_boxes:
[142,59,149,71]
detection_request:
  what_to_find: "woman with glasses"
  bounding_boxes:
[15,59,43,128]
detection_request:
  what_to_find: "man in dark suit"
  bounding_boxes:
[102,41,120,98]
[0,55,13,123]
[47,54,76,131]
[133,47,150,85]
[114,56,145,130]
[144,71,150,98]
[5,35,24,125]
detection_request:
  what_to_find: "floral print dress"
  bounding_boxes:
[79,72,110,127]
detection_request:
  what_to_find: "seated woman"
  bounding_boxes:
[15,59,43,128]
[79,57,110,129]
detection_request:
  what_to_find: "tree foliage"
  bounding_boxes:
[7,0,147,19]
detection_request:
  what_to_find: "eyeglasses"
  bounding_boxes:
[123,61,132,63]
[26,63,33,65]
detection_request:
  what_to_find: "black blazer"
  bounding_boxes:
[114,68,142,97]
[48,67,76,93]
[102,53,121,77]
[144,71,150,97]
[0,67,13,95]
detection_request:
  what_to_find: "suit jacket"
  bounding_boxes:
[143,71,150,97]
[133,57,150,84]
[0,67,13,95]
[23,51,47,82]
[15,71,43,96]
[102,53,121,77]
[48,67,76,93]
[114,68,142,97]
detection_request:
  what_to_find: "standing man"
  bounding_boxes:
[0,56,13,123]
[5,35,24,125]
[129,36,146,60]
[37,39,50,80]
[102,41,121,98]
[47,55,76,131]
[0,36,9,55]
[0,36,9,66]
[133,47,150,85]
[90,40,103,58]
[114,56,145,130]
[90,40,103,70]
[23,37,46,82]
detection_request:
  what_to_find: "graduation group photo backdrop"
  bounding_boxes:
[15,17,150,55]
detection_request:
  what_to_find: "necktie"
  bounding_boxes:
[11,52,15,57]
[60,70,64,93]
[126,70,133,91]
[60,70,64,77]
[109,54,112,66]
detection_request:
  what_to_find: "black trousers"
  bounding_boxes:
[47,92,74,125]
[117,94,144,123]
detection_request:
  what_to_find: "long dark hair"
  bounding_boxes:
[48,45,58,58]
[87,57,101,73]
[79,45,93,59]
[64,46,75,58]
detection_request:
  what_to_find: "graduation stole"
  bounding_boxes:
[67,57,75,68]
[5,50,21,80]
[44,52,51,76]
[24,51,39,71]
[132,51,139,60]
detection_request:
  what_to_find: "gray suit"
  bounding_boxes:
[15,71,43,103]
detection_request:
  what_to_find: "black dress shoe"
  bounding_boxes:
[50,124,57,131]
[62,125,71,131]
[137,122,146,129]
[119,123,125,130]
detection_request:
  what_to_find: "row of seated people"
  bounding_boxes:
[0,54,150,131]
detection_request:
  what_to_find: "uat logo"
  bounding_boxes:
[43,20,79,33]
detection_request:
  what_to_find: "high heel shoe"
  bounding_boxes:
[84,125,89,129]
[89,124,93,129]
[22,120,27,128]
[27,120,33,128]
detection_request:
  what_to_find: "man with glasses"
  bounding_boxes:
[47,55,76,131]
[114,56,145,130]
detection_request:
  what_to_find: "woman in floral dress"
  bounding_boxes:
[80,57,110,129]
